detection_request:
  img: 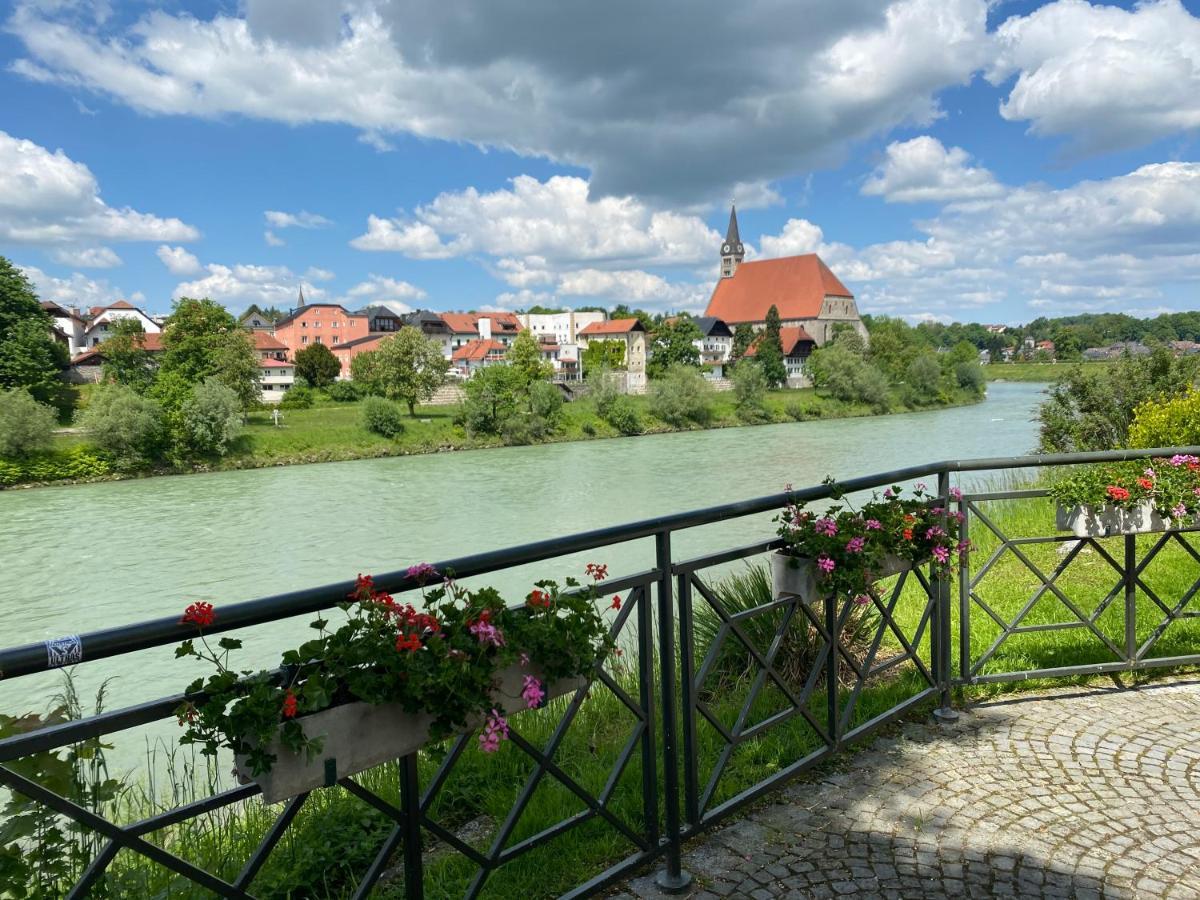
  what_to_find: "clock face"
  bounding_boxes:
[722,244,730,253]
[736,243,743,254]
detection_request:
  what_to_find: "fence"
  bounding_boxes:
[2,447,1200,898]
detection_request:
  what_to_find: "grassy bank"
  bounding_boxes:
[9,491,1200,897]
[985,360,1113,382]
[6,385,984,489]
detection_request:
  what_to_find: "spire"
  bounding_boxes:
[298,285,306,307]
[725,204,741,246]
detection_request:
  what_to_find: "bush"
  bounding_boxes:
[954,360,986,395]
[581,420,597,436]
[1128,388,1200,448]
[179,378,243,456]
[76,384,163,469]
[586,367,622,418]
[732,360,771,423]
[605,395,642,435]
[529,381,564,423]
[361,396,406,438]
[649,365,714,427]
[324,381,360,402]
[904,353,943,406]
[809,345,891,413]
[0,388,56,458]
[0,446,112,486]
[279,384,315,409]
[460,365,522,436]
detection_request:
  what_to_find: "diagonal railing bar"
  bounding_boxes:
[496,810,598,866]
[1135,533,1200,660]
[0,763,249,898]
[65,839,118,900]
[351,823,407,900]
[598,722,647,807]
[420,817,492,868]
[235,791,308,891]
[873,570,935,687]
[420,732,473,813]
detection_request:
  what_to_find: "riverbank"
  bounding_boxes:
[3,385,987,489]
[985,360,1110,382]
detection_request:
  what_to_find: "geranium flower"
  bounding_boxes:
[521,676,545,709]
[527,589,550,609]
[865,519,882,530]
[479,709,509,753]
[469,611,505,647]
[1137,477,1154,490]
[611,595,622,610]
[949,487,963,501]
[846,537,865,553]
[816,556,835,573]
[932,546,950,564]
[585,563,609,582]
[925,526,945,539]
[405,562,438,584]
[395,632,422,652]
[1107,485,1130,502]
[1173,503,1188,519]
[182,602,215,628]
[902,528,914,541]
[282,690,298,719]
[814,517,838,536]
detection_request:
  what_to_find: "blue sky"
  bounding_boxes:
[1,0,1198,325]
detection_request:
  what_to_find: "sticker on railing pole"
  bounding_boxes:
[45,635,82,668]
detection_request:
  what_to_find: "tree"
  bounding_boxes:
[649,365,714,427]
[730,323,755,366]
[77,384,163,468]
[647,316,701,379]
[158,298,259,408]
[507,331,553,391]
[460,364,523,435]
[905,353,943,406]
[0,258,68,403]
[293,342,341,388]
[586,366,623,418]
[757,305,788,387]
[0,388,56,457]
[609,305,655,330]
[581,339,626,373]
[179,377,243,456]
[829,323,866,357]
[356,327,448,415]
[100,318,154,392]
[808,344,891,413]
[732,360,771,423]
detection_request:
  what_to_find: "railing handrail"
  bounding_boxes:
[1,445,1195,682]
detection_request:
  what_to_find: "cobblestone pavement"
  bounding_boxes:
[612,680,1200,899]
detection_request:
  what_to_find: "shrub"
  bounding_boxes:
[76,384,163,468]
[280,384,315,409]
[1128,388,1200,448]
[785,400,807,422]
[732,360,771,423]
[0,388,56,458]
[292,342,341,388]
[649,365,714,427]
[362,396,406,438]
[581,420,597,436]
[529,381,563,423]
[324,381,360,402]
[904,353,943,405]
[809,345,891,413]
[586,367,622,418]
[605,395,641,435]
[0,446,112,486]
[954,361,986,395]
[460,365,522,436]
[179,378,243,456]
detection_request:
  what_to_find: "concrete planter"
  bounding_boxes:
[770,551,913,602]
[238,664,583,804]
[1055,501,1171,538]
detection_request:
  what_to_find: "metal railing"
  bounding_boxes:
[2,446,1200,898]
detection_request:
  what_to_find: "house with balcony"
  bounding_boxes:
[259,358,296,402]
[694,317,733,378]
[745,326,817,387]
[577,318,647,392]
[451,338,508,376]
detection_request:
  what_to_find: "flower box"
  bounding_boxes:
[1054,501,1172,537]
[770,551,912,602]
[238,665,584,804]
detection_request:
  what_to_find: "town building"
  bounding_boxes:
[239,305,280,332]
[516,311,606,347]
[440,312,523,354]
[330,334,388,380]
[273,302,370,356]
[451,339,509,377]
[356,306,405,333]
[577,319,647,392]
[82,301,161,348]
[703,206,865,346]
[259,358,296,402]
[694,317,734,378]
[745,326,817,387]
[41,301,88,356]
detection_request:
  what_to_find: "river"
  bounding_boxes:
[0,382,1044,751]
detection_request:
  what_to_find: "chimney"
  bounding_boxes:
[478,317,493,340]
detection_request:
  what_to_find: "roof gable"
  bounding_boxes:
[704,254,852,324]
[579,318,644,336]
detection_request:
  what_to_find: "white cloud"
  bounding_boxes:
[18,262,141,309]
[304,266,335,282]
[264,209,332,229]
[156,244,202,275]
[0,130,198,245]
[989,0,1200,153]
[7,0,992,203]
[351,217,459,258]
[344,275,426,306]
[861,136,1003,203]
[48,245,122,268]
[264,230,285,246]
[173,262,320,306]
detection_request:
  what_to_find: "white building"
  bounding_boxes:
[516,311,606,347]
[259,358,296,402]
[83,301,161,348]
[578,319,648,392]
[694,317,734,378]
[41,301,88,356]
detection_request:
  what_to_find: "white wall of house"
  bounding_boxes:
[85,308,161,347]
[259,365,295,402]
[517,311,606,346]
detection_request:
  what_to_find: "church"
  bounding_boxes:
[703,206,866,346]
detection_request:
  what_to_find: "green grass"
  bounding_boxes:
[21,490,1197,898]
[985,360,1114,382]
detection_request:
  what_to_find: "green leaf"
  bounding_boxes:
[217,637,242,651]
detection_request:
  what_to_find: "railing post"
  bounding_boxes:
[654,530,692,893]
[825,593,840,748]
[958,490,972,689]
[933,470,959,723]
[677,572,700,826]
[1124,533,1137,664]
[400,752,424,900]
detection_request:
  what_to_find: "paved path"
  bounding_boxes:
[614,679,1200,899]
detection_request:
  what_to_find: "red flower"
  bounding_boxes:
[903,514,916,524]
[610,595,622,610]
[396,632,422,652]
[176,703,197,726]
[351,573,375,600]
[282,690,298,719]
[902,528,914,541]
[182,601,215,628]
[1107,485,1131,502]
[1138,477,1154,490]
[527,589,550,608]
[585,563,609,582]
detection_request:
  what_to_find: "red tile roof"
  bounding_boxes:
[579,318,644,335]
[746,326,816,358]
[252,332,288,351]
[704,254,852,324]
[452,338,508,362]
[259,358,294,368]
[439,312,523,335]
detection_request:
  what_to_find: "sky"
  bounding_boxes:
[1,0,1198,325]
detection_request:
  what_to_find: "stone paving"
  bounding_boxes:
[613,679,1200,899]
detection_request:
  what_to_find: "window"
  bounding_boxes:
[333,336,340,344]
[302,336,308,344]
[332,321,339,328]
[314,336,322,344]
[301,321,307,327]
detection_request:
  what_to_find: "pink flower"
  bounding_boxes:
[519,652,530,668]
[1170,454,1199,467]
[925,526,946,539]
[1173,503,1188,519]
[846,536,865,553]
[957,540,971,559]
[853,594,871,607]
[405,562,438,583]
[1194,487,1200,497]
[469,612,505,648]
[521,676,545,709]
[949,487,963,501]
[932,546,950,564]
[915,482,927,493]
[479,709,509,753]
[865,519,882,530]
[814,517,838,536]
[816,555,835,574]
[883,488,895,499]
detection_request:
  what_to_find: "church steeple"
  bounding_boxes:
[720,204,745,278]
